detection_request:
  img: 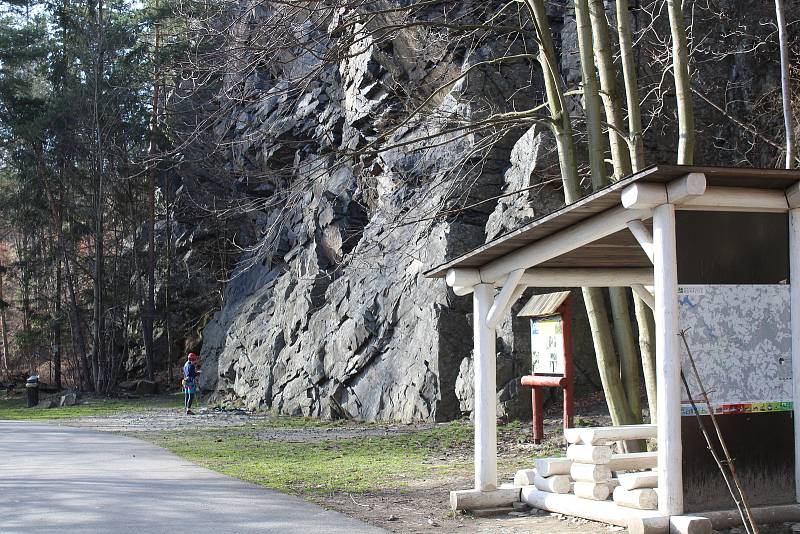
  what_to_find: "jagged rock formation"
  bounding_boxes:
[149,0,792,422]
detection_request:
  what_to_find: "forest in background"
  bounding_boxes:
[0,0,797,425]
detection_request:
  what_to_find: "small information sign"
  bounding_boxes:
[531,315,565,376]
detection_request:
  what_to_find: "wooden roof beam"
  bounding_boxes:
[622,173,706,210]
[623,173,791,213]
[450,267,654,296]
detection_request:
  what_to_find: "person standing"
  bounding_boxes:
[183,352,200,415]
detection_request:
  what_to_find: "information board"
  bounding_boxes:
[531,316,565,375]
[678,285,792,415]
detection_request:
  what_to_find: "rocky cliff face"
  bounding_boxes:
[153,0,792,422]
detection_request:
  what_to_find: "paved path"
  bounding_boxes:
[0,421,386,534]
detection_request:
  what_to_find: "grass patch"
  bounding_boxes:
[0,392,182,420]
[144,422,475,495]
[1,390,562,499]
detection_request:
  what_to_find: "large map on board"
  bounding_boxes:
[678,285,792,416]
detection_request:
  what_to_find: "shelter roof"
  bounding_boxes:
[425,165,800,278]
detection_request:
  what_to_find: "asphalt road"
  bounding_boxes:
[0,421,386,534]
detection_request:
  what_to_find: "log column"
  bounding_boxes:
[653,202,683,515]
[790,208,800,502]
[473,283,497,491]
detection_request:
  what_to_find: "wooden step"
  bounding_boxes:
[513,468,537,486]
[564,424,657,445]
[618,471,658,490]
[613,486,658,510]
[608,452,658,472]
[534,457,572,477]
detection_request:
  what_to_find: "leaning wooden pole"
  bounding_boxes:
[679,331,759,533]
[680,371,753,534]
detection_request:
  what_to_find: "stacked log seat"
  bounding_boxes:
[567,444,613,501]
[564,425,659,507]
[515,458,573,495]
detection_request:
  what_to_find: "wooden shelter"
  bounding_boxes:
[426,165,800,532]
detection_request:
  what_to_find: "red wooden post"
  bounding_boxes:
[560,302,575,431]
[532,386,544,443]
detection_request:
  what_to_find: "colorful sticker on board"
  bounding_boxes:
[531,316,565,375]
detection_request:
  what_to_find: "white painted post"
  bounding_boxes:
[652,203,683,515]
[789,209,800,502]
[473,283,497,491]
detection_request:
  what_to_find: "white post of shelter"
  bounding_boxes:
[473,283,498,491]
[789,207,800,502]
[653,202,683,516]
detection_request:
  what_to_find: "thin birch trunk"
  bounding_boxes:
[142,0,162,382]
[589,0,631,179]
[609,288,642,424]
[776,0,795,169]
[583,287,635,425]
[616,0,645,172]
[634,296,657,422]
[579,0,642,426]
[575,0,607,190]
[668,0,695,164]
[527,0,580,203]
[91,0,106,392]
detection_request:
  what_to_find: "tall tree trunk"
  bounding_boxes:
[587,1,645,427]
[616,0,658,420]
[530,0,634,426]
[634,296,657,421]
[142,0,162,382]
[53,256,62,389]
[667,0,695,164]
[165,175,174,386]
[0,264,9,377]
[91,0,106,392]
[776,0,795,168]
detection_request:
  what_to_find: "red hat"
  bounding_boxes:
[188,352,198,362]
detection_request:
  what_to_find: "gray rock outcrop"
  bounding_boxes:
[145,0,793,422]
